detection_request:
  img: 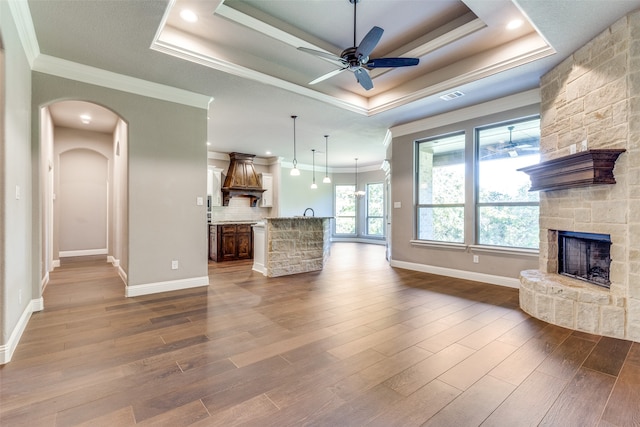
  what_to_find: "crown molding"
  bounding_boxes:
[7,0,40,67]
[390,88,541,137]
[32,55,212,109]
[150,37,369,116]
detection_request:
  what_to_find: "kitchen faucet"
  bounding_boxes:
[303,208,315,217]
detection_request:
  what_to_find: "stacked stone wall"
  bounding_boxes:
[265,218,331,277]
[521,9,640,341]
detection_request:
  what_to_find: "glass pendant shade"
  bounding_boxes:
[354,158,365,197]
[311,149,317,189]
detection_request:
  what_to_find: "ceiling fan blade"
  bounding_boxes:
[365,57,420,68]
[355,26,383,60]
[309,67,348,85]
[297,47,347,67]
[353,68,374,91]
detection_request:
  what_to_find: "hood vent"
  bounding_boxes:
[222,152,266,207]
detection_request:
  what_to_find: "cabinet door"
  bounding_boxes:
[208,167,223,207]
[209,225,217,261]
[219,225,238,261]
[236,225,253,259]
[260,173,273,207]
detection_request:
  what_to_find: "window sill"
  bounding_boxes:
[410,240,467,251]
[410,240,539,257]
[469,245,538,257]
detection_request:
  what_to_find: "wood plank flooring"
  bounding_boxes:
[1,242,639,426]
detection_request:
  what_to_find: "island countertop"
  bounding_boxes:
[263,216,333,220]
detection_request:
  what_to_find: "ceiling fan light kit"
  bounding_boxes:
[298,0,419,90]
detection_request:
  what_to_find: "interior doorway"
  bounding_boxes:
[40,100,128,293]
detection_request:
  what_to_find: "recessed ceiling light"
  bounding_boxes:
[265,151,272,155]
[80,114,91,124]
[206,141,211,146]
[180,9,198,23]
[507,19,523,30]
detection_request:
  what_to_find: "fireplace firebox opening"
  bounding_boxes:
[558,231,611,288]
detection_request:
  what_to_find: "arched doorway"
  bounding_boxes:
[40,100,128,292]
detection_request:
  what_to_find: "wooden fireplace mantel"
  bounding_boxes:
[518,149,626,191]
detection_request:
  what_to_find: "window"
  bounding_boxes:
[476,118,540,248]
[335,184,356,234]
[416,132,465,243]
[366,182,384,236]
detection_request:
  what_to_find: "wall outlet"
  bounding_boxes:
[196,196,204,206]
[473,255,479,264]
[171,260,179,270]
[581,140,588,151]
[394,202,401,208]
[15,185,21,200]
[569,144,577,154]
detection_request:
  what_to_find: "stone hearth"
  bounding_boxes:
[519,9,640,342]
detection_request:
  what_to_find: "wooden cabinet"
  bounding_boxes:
[260,173,273,207]
[209,223,254,262]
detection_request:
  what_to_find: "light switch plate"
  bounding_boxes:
[394,202,401,208]
[196,196,204,206]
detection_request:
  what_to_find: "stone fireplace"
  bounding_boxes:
[519,9,640,342]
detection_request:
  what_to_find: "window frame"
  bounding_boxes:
[414,131,466,244]
[474,116,540,249]
[334,184,356,236]
[365,182,384,237]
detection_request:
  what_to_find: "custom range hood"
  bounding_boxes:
[222,152,265,207]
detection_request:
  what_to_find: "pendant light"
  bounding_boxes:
[322,134,331,183]
[290,115,300,176]
[311,149,318,189]
[354,158,366,198]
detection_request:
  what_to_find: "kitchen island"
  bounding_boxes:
[252,217,332,277]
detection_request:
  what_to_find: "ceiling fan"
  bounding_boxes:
[297,0,420,91]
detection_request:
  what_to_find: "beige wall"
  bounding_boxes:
[390,103,540,285]
[1,1,34,361]
[54,127,112,257]
[31,72,208,293]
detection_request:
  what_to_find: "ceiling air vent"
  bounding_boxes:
[440,91,465,101]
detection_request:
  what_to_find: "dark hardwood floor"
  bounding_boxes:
[1,243,639,426]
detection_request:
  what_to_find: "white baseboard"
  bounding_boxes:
[41,272,49,291]
[331,237,386,245]
[107,256,120,267]
[60,249,107,257]
[118,265,127,284]
[390,259,520,289]
[125,276,209,297]
[0,298,43,364]
[252,262,266,276]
